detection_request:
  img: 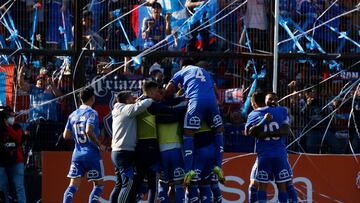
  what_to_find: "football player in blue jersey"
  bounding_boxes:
[245,91,294,203]
[163,58,225,186]
[247,92,298,203]
[136,81,187,203]
[186,123,219,203]
[62,87,105,203]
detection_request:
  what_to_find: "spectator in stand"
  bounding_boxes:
[295,0,317,51]
[325,99,350,154]
[314,0,345,53]
[106,0,138,50]
[185,0,214,51]
[46,0,73,49]
[224,110,254,152]
[300,88,327,153]
[148,62,164,85]
[142,2,172,49]
[82,10,104,50]
[81,10,104,82]
[278,0,297,52]
[18,65,62,170]
[87,0,107,34]
[7,0,29,48]
[243,0,270,52]
[0,106,26,203]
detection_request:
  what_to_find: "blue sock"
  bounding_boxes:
[248,185,257,203]
[287,182,298,203]
[214,132,224,167]
[63,185,77,203]
[174,184,185,203]
[211,182,222,203]
[89,185,104,203]
[199,184,212,203]
[183,134,194,172]
[158,181,169,203]
[187,183,199,203]
[278,191,288,203]
[257,190,267,203]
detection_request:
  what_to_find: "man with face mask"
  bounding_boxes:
[0,106,26,203]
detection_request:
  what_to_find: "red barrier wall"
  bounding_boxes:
[42,152,360,203]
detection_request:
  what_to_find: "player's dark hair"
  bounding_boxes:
[151,2,162,9]
[80,87,94,103]
[180,58,195,67]
[251,90,266,106]
[142,81,160,94]
[116,91,132,103]
[267,92,277,97]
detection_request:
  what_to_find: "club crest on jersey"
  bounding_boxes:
[279,169,290,179]
[87,170,100,179]
[174,167,185,179]
[189,116,200,126]
[256,170,268,181]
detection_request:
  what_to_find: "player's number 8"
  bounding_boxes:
[73,123,88,144]
[264,121,280,141]
[195,68,206,82]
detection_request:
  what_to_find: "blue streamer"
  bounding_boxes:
[113,9,141,69]
[32,60,41,69]
[279,16,305,53]
[59,11,68,50]
[283,16,341,70]
[240,21,268,117]
[321,22,360,48]
[242,79,257,116]
[30,3,40,49]
[0,11,27,63]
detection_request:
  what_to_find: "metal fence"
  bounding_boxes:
[0,0,359,154]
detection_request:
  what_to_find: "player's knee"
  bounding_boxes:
[93,184,104,190]
[93,179,104,186]
[69,178,81,188]
[249,179,258,188]
[184,129,197,135]
[277,182,288,192]
[215,125,224,133]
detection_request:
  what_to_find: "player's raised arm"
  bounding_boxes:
[18,65,30,92]
[163,81,177,99]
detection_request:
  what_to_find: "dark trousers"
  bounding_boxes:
[135,139,160,203]
[110,150,137,203]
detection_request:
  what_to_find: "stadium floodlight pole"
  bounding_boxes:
[273,0,280,93]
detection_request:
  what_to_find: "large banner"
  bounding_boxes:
[0,64,14,106]
[42,152,360,203]
[89,74,146,136]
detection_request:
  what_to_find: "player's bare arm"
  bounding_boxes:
[63,129,72,140]
[86,124,105,151]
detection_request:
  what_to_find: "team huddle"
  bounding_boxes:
[61,59,297,203]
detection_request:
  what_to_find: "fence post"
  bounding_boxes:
[273,0,280,93]
[72,0,86,106]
